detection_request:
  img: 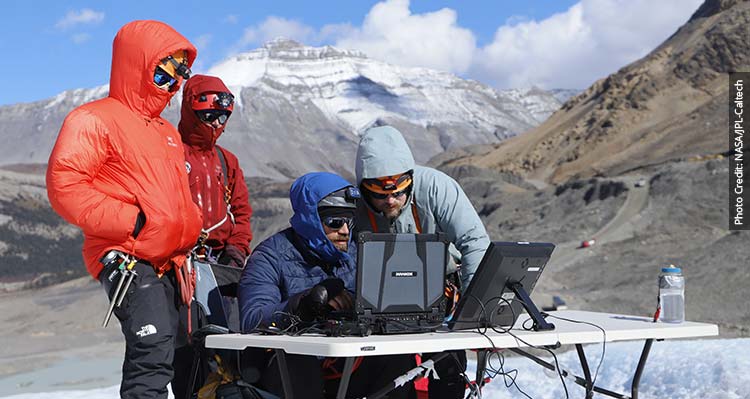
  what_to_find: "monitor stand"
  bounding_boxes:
[508,282,555,331]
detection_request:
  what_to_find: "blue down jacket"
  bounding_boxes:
[238,172,357,332]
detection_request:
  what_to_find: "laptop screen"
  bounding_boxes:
[356,232,448,315]
[449,241,555,330]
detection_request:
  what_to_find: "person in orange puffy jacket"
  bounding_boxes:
[178,75,253,267]
[46,20,202,399]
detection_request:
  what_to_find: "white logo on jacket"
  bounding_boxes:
[136,324,157,338]
[166,136,178,148]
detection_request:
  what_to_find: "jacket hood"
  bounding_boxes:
[109,20,197,118]
[355,126,416,185]
[289,172,354,265]
[179,74,232,149]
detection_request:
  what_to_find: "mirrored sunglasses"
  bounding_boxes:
[196,110,231,124]
[367,189,407,200]
[153,67,176,89]
[322,216,354,230]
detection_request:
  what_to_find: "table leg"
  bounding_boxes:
[631,339,653,399]
[575,344,594,398]
[275,349,294,399]
[336,357,356,399]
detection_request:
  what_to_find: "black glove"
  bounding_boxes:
[220,245,247,268]
[132,211,146,238]
[290,278,346,322]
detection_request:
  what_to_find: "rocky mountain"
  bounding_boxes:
[0,39,567,181]
[427,0,750,337]
[439,0,749,184]
[0,168,83,286]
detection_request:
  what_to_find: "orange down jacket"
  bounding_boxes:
[46,20,203,279]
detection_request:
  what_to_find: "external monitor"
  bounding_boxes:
[449,241,555,331]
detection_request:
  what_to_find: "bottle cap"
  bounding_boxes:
[661,264,681,273]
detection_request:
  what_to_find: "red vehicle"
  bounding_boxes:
[580,239,596,248]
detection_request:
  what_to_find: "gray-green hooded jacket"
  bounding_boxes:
[354,126,490,290]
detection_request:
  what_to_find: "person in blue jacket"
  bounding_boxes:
[238,172,416,399]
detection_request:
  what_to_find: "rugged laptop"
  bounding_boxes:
[356,232,449,334]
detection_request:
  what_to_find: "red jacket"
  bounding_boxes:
[46,20,202,278]
[178,75,253,257]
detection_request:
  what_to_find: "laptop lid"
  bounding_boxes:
[449,241,555,330]
[356,232,448,316]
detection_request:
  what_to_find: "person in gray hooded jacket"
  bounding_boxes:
[354,125,490,290]
[354,125,491,399]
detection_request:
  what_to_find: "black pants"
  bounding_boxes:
[100,262,181,399]
[259,353,417,398]
[424,350,467,399]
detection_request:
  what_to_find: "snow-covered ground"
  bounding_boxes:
[2,338,747,399]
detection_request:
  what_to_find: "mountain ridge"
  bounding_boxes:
[439,0,748,184]
[0,39,574,180]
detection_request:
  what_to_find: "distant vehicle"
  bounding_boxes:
[580,239,596,248]
[635,179,647,187]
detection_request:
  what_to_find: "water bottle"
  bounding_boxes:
[658,264,685,323]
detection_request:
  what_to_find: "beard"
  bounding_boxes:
[328,234,349,251]
[332,239,348,252]
[382,206,402,219]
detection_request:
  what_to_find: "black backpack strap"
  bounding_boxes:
[216,146,232,204]
[216,146,229,189]
[215,146,235,225]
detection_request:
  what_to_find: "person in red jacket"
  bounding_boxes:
[46,20,201,399]
[173,75,253,399]
[178,74,253,267]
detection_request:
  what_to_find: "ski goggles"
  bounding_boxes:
[195,109,231,124]
[153,51,191,90]
[322,216,354,230]
[361,172,413,195]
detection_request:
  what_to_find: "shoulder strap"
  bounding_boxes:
[411,202,422,234]
[215,146,228,188]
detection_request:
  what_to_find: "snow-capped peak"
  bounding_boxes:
[207,39,561,135]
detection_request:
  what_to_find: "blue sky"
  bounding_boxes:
[0,0,701,106]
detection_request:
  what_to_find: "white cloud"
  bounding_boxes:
[224,14,239,25]
[55,8,104,30]
[71,33,91,44]
[332,0,476,74]
[220,0,703,90]
[474,0,703,89]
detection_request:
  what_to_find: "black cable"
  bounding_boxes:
[544,313,607,388]
[485,350,532,399]
[470,326,532,399]
[491,297,569,399]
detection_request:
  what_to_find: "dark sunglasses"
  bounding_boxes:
[322,216,354,230]
[196,110,231,124]
[367,189,407,200]
[153,67,176,89]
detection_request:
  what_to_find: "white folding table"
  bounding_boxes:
[205,310,718,399]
